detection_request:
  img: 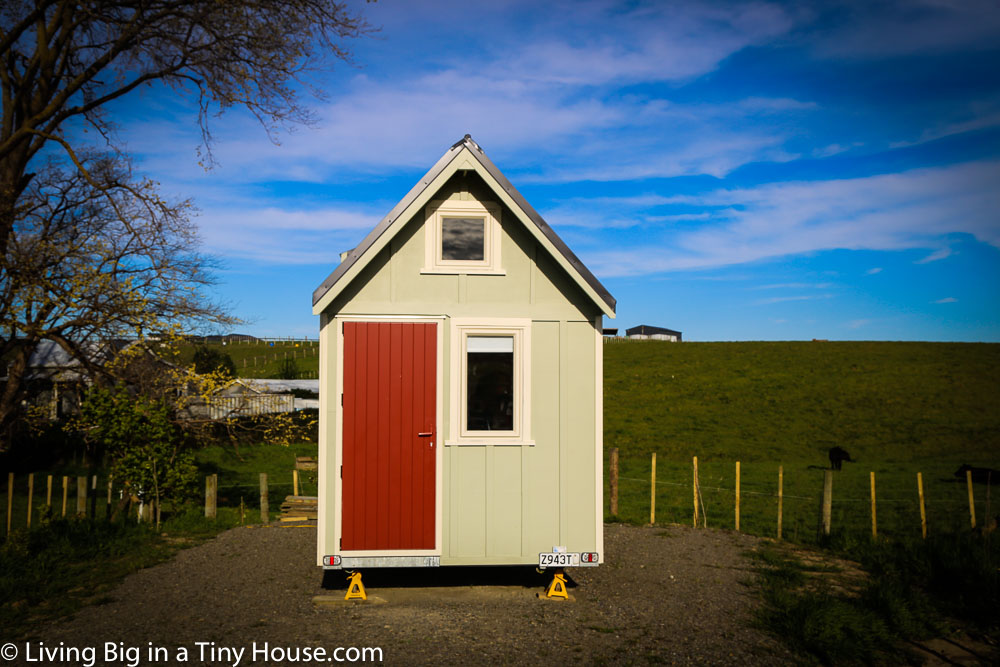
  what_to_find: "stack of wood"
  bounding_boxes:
[296,456,318,470]
[280,495,318,522]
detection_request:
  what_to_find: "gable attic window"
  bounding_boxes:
[423,199,503,274]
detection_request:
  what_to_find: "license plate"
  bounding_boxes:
[539,552,580,568]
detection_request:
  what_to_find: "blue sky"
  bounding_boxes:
[103,0,999,341]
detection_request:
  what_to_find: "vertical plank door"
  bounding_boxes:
[342,321,436,550]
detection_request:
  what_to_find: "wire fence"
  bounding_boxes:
[608,452,993,545]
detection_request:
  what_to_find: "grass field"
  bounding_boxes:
[171,339,319,378]
[603,341,1000,543]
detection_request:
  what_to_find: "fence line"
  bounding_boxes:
[1,465,321,538]
[616,453,989,543]
[618,475,964,504]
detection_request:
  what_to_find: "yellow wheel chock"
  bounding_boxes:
[344,571,367,601]
[545,570,569,599]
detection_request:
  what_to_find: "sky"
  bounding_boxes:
[102,0,1000,341]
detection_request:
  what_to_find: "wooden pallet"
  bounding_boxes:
[280,494,318,522]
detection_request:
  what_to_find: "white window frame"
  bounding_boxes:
[447,318,532,446]
[422,199,503,275]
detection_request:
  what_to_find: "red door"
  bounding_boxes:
[341,321,436,550]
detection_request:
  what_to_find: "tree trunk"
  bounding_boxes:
[0,342,35,453]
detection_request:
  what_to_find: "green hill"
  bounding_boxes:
[603,341,1000,538]
[171,339,319,378]
[604,340,1000,464]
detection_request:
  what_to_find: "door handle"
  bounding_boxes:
[417,432,433,437]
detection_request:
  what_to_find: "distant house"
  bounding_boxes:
[626,325,682,342]
[7,340,120,418]
[204,333,259,344]
[185,379,296,421]
[602,328,619,336]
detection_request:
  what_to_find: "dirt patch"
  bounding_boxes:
[15,523,797,665]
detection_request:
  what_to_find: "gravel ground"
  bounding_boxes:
[11,523,798,666]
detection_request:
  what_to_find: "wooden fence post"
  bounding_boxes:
[918,472,927,539]
[822,469,833,536]
[77,476,87,517]
[259,473,269,523]
[649,452,656,525]
[26,473,34,529]
[735,461,741,531]
[107,477,113,521]
[293,469,300,497]
[870,471,877,539]
[46,475,53,508]
[6,472,13,535]
[693,456,699,528]
[61,476,68,517]
[966,469,976,529]
[90,475,98,518]
[610,448,619,516]
[205,474,218,519]
[777,465,783,540]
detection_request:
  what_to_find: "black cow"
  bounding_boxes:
[954,464,1000,485]
[829,446,855,471]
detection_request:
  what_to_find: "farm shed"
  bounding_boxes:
[626,325,682,342]
[312,135,615,570]
[193,379,296,420]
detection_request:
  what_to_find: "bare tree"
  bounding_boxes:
[0,0,371,255]
[0,153,235,450]
[0,1,371,449]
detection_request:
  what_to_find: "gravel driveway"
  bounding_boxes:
[14,523,797,665]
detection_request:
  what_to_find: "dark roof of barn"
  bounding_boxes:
[626,325,682,336]
[312,135,615,314]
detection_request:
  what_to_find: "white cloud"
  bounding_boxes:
[196,205,381,264]
[573,161,1000,277]
[866,267,883,275]
[480,1,796,86]
[916,248,953,264]
[108,0,811,187]
[755,294,834,305]
[812,142,864,158]
[934,297,958,304]
[847,319,872,330]
[891,107,1000,149]
[754,283,835,290]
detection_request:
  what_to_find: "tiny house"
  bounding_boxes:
[313,136,615,570]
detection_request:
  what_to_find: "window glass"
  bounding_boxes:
[466,336,513,431]
[441,217,485,261]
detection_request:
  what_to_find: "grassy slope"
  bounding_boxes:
[605,341,1000,463]
[171,340,319,378]
[604,341,1000,538]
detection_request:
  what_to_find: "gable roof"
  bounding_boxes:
[312,135,616,317]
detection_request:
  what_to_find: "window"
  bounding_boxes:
[466,336,513,431]
[423,199,502,274]
[441,217,485,261]
[449,320,531,445]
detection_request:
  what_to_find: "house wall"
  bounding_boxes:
[318,173,603,566]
